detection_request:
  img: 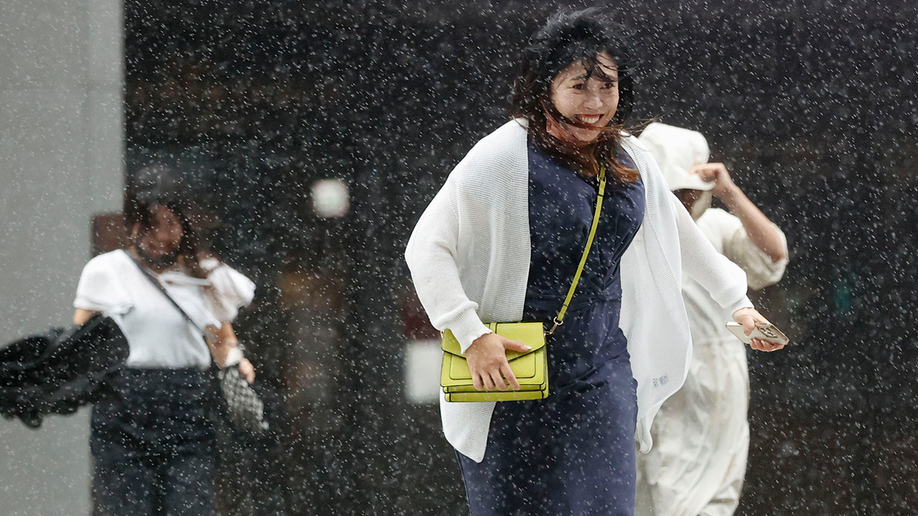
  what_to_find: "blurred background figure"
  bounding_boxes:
[73,164,256,516]
[635,123,789,516]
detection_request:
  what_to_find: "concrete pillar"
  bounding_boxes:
[0,0,123,513]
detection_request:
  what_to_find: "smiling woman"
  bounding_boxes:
[511,11,639,185]
[548,53,620,144]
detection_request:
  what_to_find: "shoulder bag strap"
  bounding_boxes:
[127,253,207,336]
[545,165,607,336]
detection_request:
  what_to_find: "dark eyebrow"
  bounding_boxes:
[568,72,618,82]
[569,72,591,81]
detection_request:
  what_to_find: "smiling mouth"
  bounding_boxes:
[575,114,603,126]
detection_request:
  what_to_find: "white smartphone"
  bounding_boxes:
[725,322,789,346]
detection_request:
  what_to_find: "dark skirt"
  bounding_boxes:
[455,142,645,515]
[90,367,216,516]
[458,355,638,516]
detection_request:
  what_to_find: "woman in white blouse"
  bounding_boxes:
[405,9,784,516]
[73,180,255,516]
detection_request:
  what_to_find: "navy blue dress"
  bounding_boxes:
[458,143,645,516]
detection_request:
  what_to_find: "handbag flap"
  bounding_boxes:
[441,322,545,360]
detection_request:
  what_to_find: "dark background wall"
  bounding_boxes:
[124,1,918,513]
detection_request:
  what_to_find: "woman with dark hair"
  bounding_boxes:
[405,9,783,515]
[73,170,255,516]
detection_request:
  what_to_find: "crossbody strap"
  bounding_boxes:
[127,253,208,336]
[545,165,607,336]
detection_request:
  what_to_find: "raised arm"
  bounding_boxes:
[692,162,786,263]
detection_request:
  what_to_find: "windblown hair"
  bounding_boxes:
[512,8,639,182]
[124,164,209,278]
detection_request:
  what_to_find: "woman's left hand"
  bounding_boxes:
[732,307,785,352]
[238,358,255,384]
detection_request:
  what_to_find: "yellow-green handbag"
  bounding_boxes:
[441,322,548,401]
[440,166,607,402]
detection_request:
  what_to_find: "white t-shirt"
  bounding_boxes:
[73,249,256,369]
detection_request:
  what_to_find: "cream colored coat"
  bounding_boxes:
[635,208,788,516]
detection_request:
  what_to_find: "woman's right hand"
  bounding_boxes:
[464,332,531,392]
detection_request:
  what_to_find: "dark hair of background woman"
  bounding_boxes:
[512,8,639,183]
[124,164,209,278]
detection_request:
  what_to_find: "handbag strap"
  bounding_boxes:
[127,253,208,336]
[545,165,607,336]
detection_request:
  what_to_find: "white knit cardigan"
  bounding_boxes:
[405,120,752,463]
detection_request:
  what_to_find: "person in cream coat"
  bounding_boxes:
[635,123,789,516]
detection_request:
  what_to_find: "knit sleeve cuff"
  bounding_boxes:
[448,309,493,354]
[728,296,754,316]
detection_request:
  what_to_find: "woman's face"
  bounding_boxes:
[548,52,620,145]
[135,204,183,261]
